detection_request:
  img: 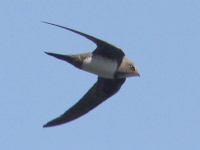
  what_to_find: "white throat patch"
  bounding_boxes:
[82,56,117,79]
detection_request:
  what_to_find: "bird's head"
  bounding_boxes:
[115,57,140,78]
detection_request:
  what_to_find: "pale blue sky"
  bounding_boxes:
[1,1,200,150]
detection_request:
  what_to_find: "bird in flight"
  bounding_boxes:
[43,22,140,127]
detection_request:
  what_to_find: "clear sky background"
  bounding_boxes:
[1,1,200,150]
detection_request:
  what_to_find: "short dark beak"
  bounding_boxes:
[137,73,140,77]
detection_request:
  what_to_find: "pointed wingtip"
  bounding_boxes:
[43,121,56,128]
[42,118,66,128]
[44,52,55,57]
[42,21,62,29]
[44,51,50,55]
[41,21,107,47]
[41,21,64,28]
[43,123,50,128]
[43,124,48,128]
[41,21,50,24]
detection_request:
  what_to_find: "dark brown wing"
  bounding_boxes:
[43,77,126,127]
[42,22,125,60]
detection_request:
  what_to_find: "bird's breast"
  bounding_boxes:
[82,56,118,79]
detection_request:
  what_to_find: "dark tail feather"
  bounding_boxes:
[45,52,71,62]
[45,52,81,68]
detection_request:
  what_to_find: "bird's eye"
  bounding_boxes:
[130,65,135,71]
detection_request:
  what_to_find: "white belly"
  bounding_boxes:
[82,56,117,79]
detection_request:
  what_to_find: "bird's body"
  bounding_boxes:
[43,22,139,127]
[82,55,118,79]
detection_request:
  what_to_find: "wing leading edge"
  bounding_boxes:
[43,77,126,127]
